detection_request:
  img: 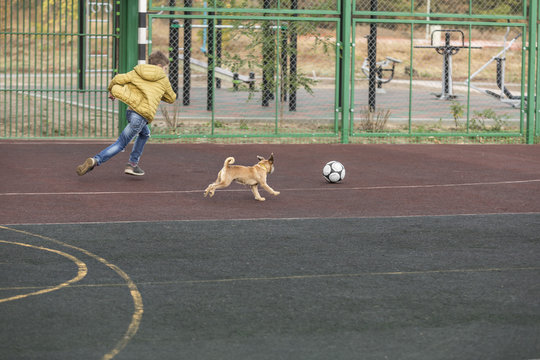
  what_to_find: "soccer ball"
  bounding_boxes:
[322,161,345,183]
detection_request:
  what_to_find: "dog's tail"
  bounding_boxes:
[224,157,235,167]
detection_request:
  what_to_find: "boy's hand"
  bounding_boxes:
[108,93,115,101]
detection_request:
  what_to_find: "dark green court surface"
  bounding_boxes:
[1,214,539,360]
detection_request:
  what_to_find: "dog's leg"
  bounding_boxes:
[204,169,225,197]
[204,183,216,197]
[205,177,234,198]
[260,181,280,196]
[250,185,265,201]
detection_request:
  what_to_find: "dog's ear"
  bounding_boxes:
[268,153,274,163]
[257,155,264,161]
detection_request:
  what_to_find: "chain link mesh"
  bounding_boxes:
[0,1,118,138]
[355,0,523,15]
[351,22,525,140]
[152,16,338,139]
[151,0,337,11]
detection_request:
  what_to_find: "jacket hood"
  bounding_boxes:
[134,64,166,81]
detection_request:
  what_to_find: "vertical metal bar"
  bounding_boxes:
[338,20,345,135]
[70,0,74,136]
[262,0,272,107]
[289,0,297,112]
[340,0,352,143]
[39,2,44,137]
[280,23,287,103]
[138,0,148,64]
[183,0,192,106]
[367,0,377,112]
[216,18,222,89]
[15,1,20,137]
[169,18,179,95]
[33,2,38,137]
[100,1,105,137]
[408,23,413,134]
[526,0,538,144]
[207,13,214,111]
[78,0,85,90]
[466,25,472,133]
[93,3,97,136]
[536,22,540,138]
[52,5,57,136]
[1,1,5,137]
[22,0,27,137]
[64,1,69,137]
[275,19,280,134]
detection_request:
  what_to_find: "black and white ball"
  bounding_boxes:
[323,161,345,183]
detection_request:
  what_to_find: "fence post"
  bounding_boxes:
[77,0,86,90]
[117,0,139,131]
[527,0,538,144]
[340,0,352,143]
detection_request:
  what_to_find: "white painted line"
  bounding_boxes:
[2,179,540,197]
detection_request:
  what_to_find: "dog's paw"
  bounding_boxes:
[256,197,266,201]
[273,191,280,196]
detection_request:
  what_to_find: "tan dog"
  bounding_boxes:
[204,154,280,201]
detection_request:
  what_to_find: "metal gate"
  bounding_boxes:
[1,0,537,143]
[0,1,119,138]
[147,0,342,142]
[351,0,532,143]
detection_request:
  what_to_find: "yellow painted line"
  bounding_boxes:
[0,240,87,303]
[0,226,143,360]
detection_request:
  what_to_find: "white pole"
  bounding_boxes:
[138,0,148,64]
[426,0,431,40]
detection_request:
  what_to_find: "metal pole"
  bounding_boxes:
[289,0,297,111]
[183,0,192,106]
[262,0,272,107]
[280,25,288,103]
[169,16,179,95]
[77,0,86,90]
[367,0,377,112]
[138,0,147,64]
[442,32,451,98]
[526,0,538,144]
[207,13,214,111]
[340,0,352,143]
[216,18,222,89]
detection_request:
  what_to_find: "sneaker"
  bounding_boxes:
[125,163,145,176]
[76,158,96,176]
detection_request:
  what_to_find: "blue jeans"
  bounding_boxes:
[94,110,150,165]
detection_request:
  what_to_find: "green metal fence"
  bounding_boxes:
[1,0,538,143]
[0,0,119,139]
[148,1,343,142]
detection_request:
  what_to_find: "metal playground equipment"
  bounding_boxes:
[466,27,526,108]
[361,56,402,94]
[415,29,481,100]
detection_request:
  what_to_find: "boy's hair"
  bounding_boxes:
[148,51,170,67]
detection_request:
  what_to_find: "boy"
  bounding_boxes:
[76,51,176,176]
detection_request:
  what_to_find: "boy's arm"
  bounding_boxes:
[107,71,134,92]
[162,80,177,104]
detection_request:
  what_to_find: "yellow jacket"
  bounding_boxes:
[108,64,176,123]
